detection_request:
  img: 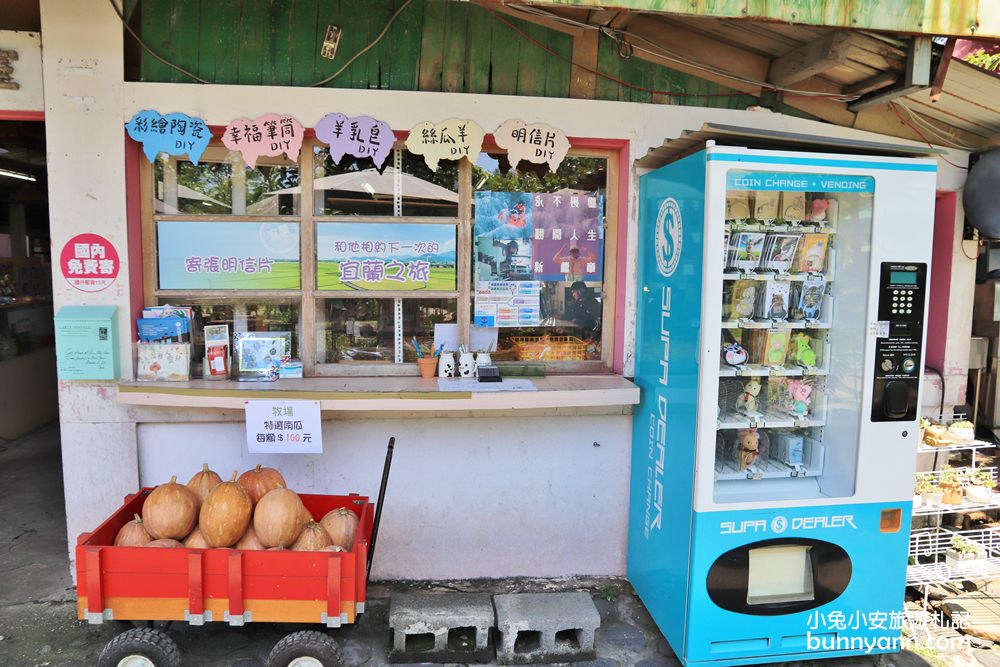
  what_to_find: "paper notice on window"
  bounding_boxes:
[474,281,541,328]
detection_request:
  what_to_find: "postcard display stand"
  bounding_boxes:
[628,145,936,666]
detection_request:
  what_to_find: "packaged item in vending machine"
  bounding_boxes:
[781,191,806,222]
[762,234,800,273]
[797,276,826,319]
[730,233,765,271]
[794,234,830,273]
[758,281,790,320]
[726,191,751,222]
[772,432,804,465]
[736,429,760,470]
[753,190,780,222]
[730,280,758,319]
[788,333,818,368]
[723,231,731,268]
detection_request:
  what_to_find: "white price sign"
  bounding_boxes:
[245,400,322,454]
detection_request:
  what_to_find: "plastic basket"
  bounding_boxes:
[511,335,587,361]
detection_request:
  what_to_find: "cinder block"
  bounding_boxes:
[389,592,495,663]
[494,592,601,664]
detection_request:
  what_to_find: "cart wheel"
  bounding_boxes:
[267,630,343,667]
[97,628,181,667]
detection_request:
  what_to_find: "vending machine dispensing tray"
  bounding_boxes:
[75,489,373,627]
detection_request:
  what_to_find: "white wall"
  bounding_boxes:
[0,30,43,112]
[138,415,632,579]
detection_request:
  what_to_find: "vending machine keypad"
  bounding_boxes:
[870,263,926,422]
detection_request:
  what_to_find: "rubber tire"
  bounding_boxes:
[267,630,343,667]
[97,628,181,667]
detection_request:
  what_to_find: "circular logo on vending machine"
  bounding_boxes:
[771,516,788,534]
[654,197,682,278]
[59,233,120,293]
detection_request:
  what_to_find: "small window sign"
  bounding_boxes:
[245,400,322,454]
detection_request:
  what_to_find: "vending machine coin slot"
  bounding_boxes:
[870,263,926,422]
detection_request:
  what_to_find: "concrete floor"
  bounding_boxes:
[0,424,942,667]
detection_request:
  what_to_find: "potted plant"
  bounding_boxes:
[913,478,926,509]
[965,469,996,504]
[939,467,965,505]
[920,417,931,445]
[919,478,943,507]
[945,535,987,571]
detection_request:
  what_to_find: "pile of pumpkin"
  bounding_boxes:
[113,464,358,552]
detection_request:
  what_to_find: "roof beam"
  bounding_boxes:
[848,37,932,112]
[768,31,854,87]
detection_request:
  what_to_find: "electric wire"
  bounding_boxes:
[888,102,969,170]
[108,0,212,84]
[893,102,977,152]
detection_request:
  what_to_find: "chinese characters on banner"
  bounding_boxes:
[157,221,301,290]
[493,119,570,171]
[316,222,456,291]
[222,114,304,168]
[245,400,323,454]
[315,113,393,172]
[59,233,120,293]
[530,193,603,282]
[126,110,212,165]
[405,118,485,171]
[474,281,541,328]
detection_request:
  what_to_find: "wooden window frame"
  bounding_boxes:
[140,138,621,377]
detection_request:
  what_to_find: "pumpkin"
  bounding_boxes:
[292,521,333,551]
[234,527,265,551]
[199,471,253,547]
[183,526,210,549]
[237,464,286,505]
[146,538,184,548]
[142,476,199,540]
[320,508,359,551]
[253,488,306,548]
[187,463,223,506]
[114,514,153,547]
[267,545,288,551]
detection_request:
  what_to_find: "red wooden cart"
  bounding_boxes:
[78,439,395,666]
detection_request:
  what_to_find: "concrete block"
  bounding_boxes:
[389,592,495,663]
[494,592,601,664]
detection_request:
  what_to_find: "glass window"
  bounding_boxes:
[400,150,460,217]
[471,153,607,364]
[313,147,394,216]
[154,156,233,215]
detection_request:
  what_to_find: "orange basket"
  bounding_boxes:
[511,335,587,361]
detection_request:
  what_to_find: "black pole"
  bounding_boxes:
[367,436,394,582]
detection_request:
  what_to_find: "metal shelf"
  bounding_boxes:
[722,272,833,283]
[718,411,824,430]
[724,223,835,235]
[918,438,996,454]
[913,499,1000,516]
[722,319,831,330]
[907,559,1000,586]
[719,363,828,378]
[907,527,1000,586]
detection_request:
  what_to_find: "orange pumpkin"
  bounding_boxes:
[320,508,359,551]
[142,476,199,540]
[183,526,210,549]
[187,463,223,506]
[292,521,333,551]
[253,488,306,548]
[114,514,153,547]
[234,527,265,551]
[146,538,184,548]
[199,471,253,548]
[237,464,286,505]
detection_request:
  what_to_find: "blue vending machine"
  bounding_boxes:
[629,143,936,665]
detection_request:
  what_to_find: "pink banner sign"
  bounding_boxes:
[222,114,304,168]
[315,113,393,172]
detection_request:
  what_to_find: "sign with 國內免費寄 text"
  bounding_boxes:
[222,114,304,168]
[157,221,301,290]
[316,222,456,291]
[126,110,211,165]
[60,233,120,293]
[315,113,393,173]
[493,119,570,171]
[405,118,485,171]
[245,400,322,454]
[474,280,541,328]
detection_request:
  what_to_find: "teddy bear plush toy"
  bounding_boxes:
[737,429,760,470]
[737,378,762,413]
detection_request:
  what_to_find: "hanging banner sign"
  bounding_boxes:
[222,113,304,168]
[315,113,394,172]
[493,119,570,171]
[316,222,456,291]
[125,110,212,165]
[157,221,301,290]
[405,118,485,171]
[60,233,120,293]
[245,400,323,454]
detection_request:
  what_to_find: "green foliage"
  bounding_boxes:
[964,49,1000,73]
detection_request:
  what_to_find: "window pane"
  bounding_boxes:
[400,150,459,217]
[471,153,607,364]
[313,147,394,216]
[155,155,233,215]
[402,299,457,362]
[245,159,300,215]
[158,300,300,376]
[316,298,394,363]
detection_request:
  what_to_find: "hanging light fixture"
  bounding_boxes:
[0,167,36,181]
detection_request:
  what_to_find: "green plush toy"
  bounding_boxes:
[792,334,816,367]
